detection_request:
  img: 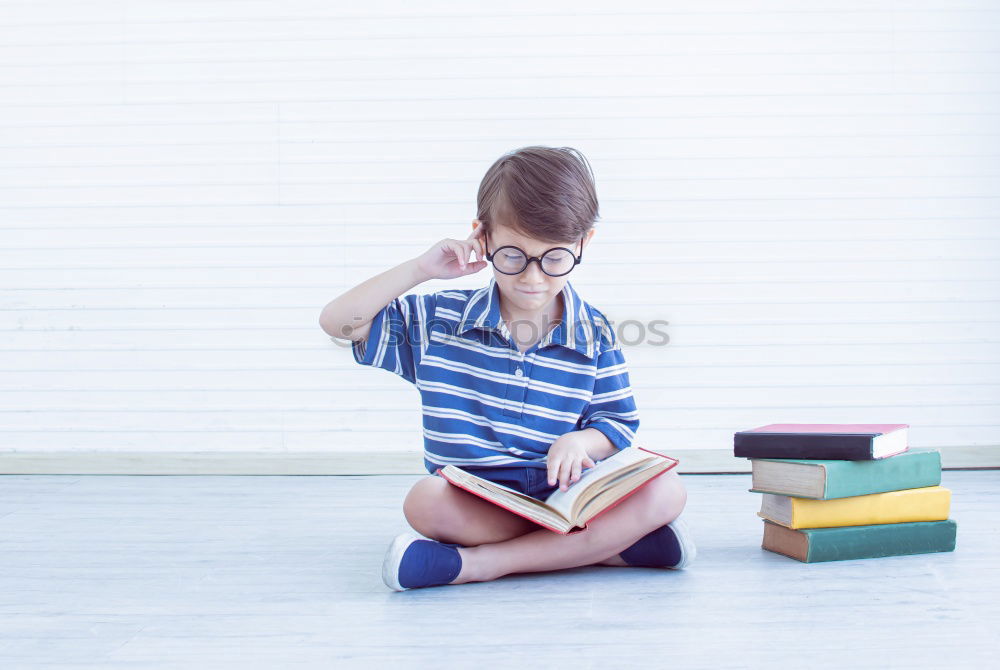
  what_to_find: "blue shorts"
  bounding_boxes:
[436,464,560,501]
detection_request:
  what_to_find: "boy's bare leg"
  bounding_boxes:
[449,470,687,583]
[402,475,628,566]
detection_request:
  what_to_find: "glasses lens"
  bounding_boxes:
[541,248,576,276]
[493,247,527,274]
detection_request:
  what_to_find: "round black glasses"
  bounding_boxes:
[483,231,584,277]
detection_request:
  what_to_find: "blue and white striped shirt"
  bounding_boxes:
[352,275,640,474]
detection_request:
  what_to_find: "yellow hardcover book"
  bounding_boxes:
[758,486,951,529]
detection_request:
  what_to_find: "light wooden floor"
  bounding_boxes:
[0,470,995,669]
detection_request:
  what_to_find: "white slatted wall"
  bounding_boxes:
[2,0,998,468]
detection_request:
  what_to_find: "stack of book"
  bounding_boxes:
[733,423,958,563]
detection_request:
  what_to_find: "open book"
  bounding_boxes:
[436,446,679,535]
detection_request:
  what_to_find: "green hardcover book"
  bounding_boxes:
[762,519,957,563]
[749,448,941,500]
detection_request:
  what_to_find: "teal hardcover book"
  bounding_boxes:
[762,519,958,563]
[749,448,941,500]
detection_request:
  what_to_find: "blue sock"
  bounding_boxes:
[619,525,682,568]
[397,540,463,589]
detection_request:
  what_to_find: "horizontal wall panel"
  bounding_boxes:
[2,0,998,465]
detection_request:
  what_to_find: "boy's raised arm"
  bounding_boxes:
[319,225,488,342]
[319,258,429,342]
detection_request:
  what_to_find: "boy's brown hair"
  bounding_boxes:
[476,145,600,244]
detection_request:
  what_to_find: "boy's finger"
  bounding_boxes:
[559,461,572,490]
[447,242,466,269]
[570,460,582,483]
[547,460,559,486]
[458,240,474,265]
[457,241,475,268]
[462,245,482,270]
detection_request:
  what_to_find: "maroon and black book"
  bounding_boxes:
[733,423,909,460]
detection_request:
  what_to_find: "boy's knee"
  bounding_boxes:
[403,475,454,537]
[648,470,687,526]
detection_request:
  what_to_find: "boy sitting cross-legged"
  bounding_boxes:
[320,146,695,590]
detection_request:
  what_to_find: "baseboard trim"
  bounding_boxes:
[1,447,997,475]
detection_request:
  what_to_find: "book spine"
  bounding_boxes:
[734,433,875,459]
[803,520,957,562]
[823,450,942,499]
[787,486,951,528]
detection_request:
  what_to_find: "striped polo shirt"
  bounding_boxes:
[351,275,640,474]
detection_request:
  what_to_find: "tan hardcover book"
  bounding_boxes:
[438,446,679,535]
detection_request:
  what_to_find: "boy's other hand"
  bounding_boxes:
[416,225,488,280]
[546,433,597,492]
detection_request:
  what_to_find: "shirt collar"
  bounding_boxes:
[458,276,595,358]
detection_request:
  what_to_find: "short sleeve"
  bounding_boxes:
[352,292,436,385]
[579,341,640,450]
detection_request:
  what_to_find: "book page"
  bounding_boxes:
[575,460,671,525]
[543,447,653,518]
[570,461,654,520]
[441,466,571,532]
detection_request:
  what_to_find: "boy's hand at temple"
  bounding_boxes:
[415,223,489,281]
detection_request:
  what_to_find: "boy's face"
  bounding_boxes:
[472,219,595,317]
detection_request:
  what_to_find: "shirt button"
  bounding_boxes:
[514,367,523,377]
